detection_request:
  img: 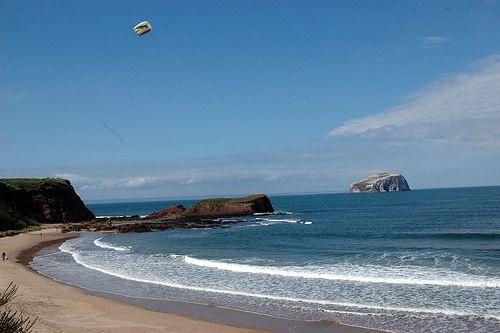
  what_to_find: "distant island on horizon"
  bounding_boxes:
[83,184,500,204]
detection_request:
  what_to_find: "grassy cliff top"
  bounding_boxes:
[0,178,71,190]
[193,194,267,207]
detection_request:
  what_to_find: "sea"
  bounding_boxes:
[31,187,500,333]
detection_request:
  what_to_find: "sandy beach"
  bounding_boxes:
[0,228,383,333]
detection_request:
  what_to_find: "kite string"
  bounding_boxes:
[149,33,216,102]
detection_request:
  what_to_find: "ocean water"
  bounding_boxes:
[32,187,500,332]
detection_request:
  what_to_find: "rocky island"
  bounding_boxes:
[105,194,274,233]
[182,194,273,218]
[147,194,274,220]
[350,172,410,193]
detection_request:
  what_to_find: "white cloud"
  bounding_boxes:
[329,55,500,146]
[124,177,159,188]
[397,36,450,52]
[419,36,449,45]
[54,166,360,193]
[179,177,200,185]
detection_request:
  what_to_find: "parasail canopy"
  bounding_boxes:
[133,21,152,36]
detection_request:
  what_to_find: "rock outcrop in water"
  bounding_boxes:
[144,194,274,221]
[0,178,95,230]
[147,204,187,220]
[182,194,274,218]
[67,194,275,233]
[350,172,411,193]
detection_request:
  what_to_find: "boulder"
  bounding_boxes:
[350,172,410,193]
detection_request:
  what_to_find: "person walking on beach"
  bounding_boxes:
[2,252,6,261]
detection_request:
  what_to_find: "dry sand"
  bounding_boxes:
[0,228,383,333]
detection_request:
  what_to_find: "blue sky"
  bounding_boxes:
[1,0,500,201]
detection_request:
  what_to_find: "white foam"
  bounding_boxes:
[58,242,496,319]
[253,211,293,216]
[168,254,183,259]
[262,218,299,223]
[93,238,130,252]
[254,218,312,225]
[182,256,500,289]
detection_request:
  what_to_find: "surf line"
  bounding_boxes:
[180,255,500,289]
[58,243,499,319]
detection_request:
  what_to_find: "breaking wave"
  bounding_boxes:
[254,218,313,225]
[253,211,293,216]
[180,255,500,288]
[57,242,497,319]
[93,238,130,252]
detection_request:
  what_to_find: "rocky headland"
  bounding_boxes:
[182,194,274,218]
[350,172,411,193]
[0,178,95,231]
[1,177,275,234]
[100,194,275,233]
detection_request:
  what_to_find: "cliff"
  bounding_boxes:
[181,194,274,218]
[350,172,411,193]
[0,178,95,231]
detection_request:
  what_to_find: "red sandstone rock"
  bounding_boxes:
[182,194,274,218]
[147,205,186,220]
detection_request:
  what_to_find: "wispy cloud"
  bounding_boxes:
[419,36,449,46]
[54,165,362,195]
[329,55,500,147]
[397,35,449,52]
[7,55,500,200]
[0,90,28,103]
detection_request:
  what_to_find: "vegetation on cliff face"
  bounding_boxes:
[0,209,37,232]
[192,194,268,207]
[1,178,71,191]
[0,181,39,231]
[0,178,95,231]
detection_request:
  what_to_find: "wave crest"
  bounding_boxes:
[182,256,500,288]
[255,218,313,225]
[253,211,293,216]
[93,238,130,252]
[56,242,496,319]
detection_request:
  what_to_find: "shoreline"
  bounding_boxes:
[2,228,386,333]
[17,234,78,266]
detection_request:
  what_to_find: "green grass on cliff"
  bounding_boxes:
[0,178,61,232]
[0,178,70,190]
[0,226,42,238]
[193,194,266,207]
[0,208,40,233]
